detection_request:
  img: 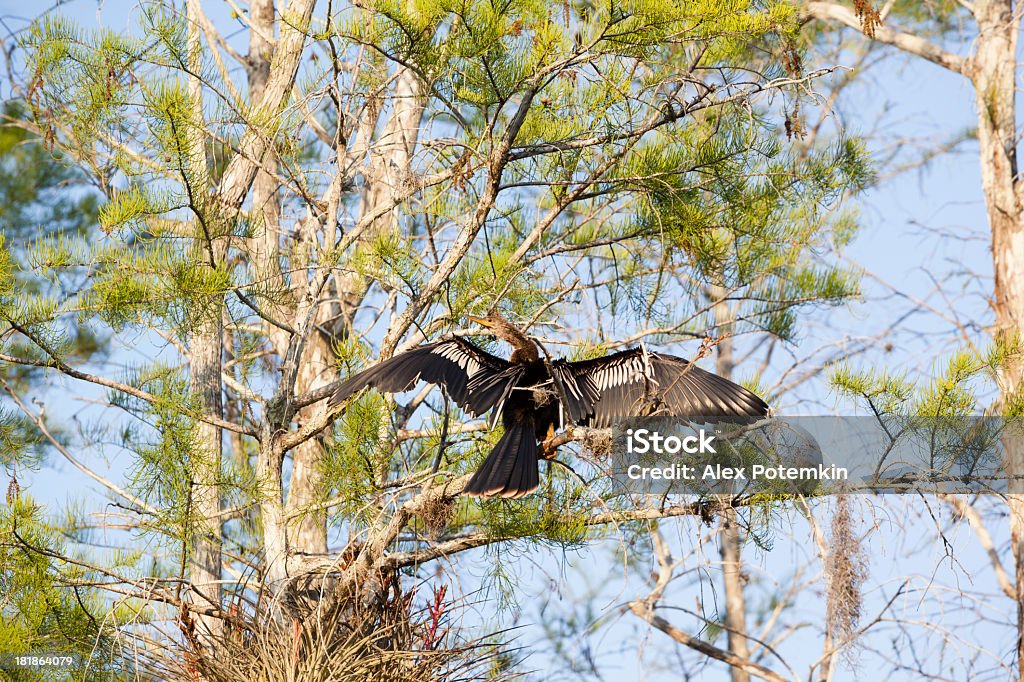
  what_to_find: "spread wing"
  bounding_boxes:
[552,348,769,428]
[329,337,523,418]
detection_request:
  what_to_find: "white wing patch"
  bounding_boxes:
[593,353,649,391]
[431,341,482,375]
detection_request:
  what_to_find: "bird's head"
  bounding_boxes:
[465,311,506,331]
[466,310,537,358]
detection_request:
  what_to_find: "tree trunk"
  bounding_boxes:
[713,288,752,682]
[239,0,429,577]
[185,0,223,644]
[188,320,224,638]
[243,0,312,580]
[284,64,426,558]
[971,2,1024,676]
[719,512,752,682]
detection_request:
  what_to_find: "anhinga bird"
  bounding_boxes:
[329,313,769,498]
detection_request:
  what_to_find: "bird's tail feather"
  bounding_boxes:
[464,420,539,498]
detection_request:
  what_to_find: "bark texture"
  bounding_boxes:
[714,292,752,682]
[971,3,1024,674]
[186,0,224,644]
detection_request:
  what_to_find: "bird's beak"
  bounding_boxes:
[466,314,492,328]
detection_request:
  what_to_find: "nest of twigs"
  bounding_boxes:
[579,428,612,458]
[141,571,518,682]
[421,494,457,540]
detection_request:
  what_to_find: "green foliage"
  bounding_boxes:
[116,364,250,546]
[831,363,916,415]
[831,340,1021,418]
[0,103,99,240]
[353,228,425,298]
[0,408,45,469]
[631,126,870,339]
[320,392,392,523]
[22,16,141,161]
[0,101,104,345]
[476,494,587,547]
[468,493,588,611]
[0,496,117,681]
[446,231,550,318]
[71,236,232,335]
[119,366,205,539]
[97,185,154,236]
[830,345,1016,484]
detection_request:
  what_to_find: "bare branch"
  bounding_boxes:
[939,494,1016,599]
[804,2,968,74]
[628,602,791,682]
[0,349,256,438]
[2,380,160,517]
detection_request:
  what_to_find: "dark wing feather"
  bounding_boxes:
[549,361,602,424]
[560,348,769,428]
[329,337,517,417]
[467,364,527,426]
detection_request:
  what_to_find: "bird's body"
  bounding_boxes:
[329,313,769,497]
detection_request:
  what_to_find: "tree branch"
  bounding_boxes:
[630,600,790,682]
[804,1,968,75]
[0,347,256,438]
[2,380,160,517]
[940,494,1016,599]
